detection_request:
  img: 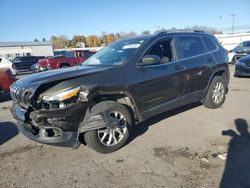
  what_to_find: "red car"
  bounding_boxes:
[0,68,17,92]
[37,50,95,71]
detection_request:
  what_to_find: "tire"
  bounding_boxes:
[231,55,236,64]
[61,64,69,68]
[84,101,132,153]
[203,76,226,109]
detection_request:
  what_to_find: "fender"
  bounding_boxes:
[204,64,229,97]
[91,90,142,122]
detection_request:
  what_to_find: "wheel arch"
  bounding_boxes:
[60,63,70,68]
[91,91,141,122]
[205,66,229,97]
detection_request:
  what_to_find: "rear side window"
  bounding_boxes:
[203,37,218,51]
[178,36,205,58]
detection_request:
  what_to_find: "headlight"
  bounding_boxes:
[43,86,81,102]
[236,60,245,66]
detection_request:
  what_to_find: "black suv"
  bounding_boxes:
[12,56,44,71]
[10,31,229,153]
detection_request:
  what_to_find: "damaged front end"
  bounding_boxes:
[10,82,98,148]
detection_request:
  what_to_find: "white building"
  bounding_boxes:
[0,41,54,60]
[215,33,250,50]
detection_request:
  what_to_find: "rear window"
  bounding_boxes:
[203,37,218,51]
[66,51,75,58]
[178,36,205,58]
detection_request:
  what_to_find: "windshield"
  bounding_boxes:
[84,39,146,66]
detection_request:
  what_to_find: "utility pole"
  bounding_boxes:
[231,14,236,34]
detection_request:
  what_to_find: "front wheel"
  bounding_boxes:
[84,101,132,153]
[203,76,226,109]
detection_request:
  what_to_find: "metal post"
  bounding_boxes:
[231,14,236,34]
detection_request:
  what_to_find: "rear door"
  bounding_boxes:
[176,35,214,103]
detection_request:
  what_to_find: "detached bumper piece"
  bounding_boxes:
[79,111,120,133]
[18,121,80,148]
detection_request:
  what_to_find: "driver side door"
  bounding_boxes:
[134,37,186,119]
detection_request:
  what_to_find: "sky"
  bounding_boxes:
[0,0,250,42]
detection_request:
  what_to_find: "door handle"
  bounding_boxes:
[173,65,185,71]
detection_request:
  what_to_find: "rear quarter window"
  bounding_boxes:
[178,36,205,58]
[203,37,218,51]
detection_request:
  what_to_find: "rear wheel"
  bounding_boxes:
[203,76,226,109]
[61,64,69,68]
[84,101,132,153]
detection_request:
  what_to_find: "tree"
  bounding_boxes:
[86,35,101,47]
[69,35,86,47]
[141,30,150,35]
[42,38,46,42]
[100,32,117,45]
[50,35,68,49]
[107,33,116,43]
[34,38,39,42]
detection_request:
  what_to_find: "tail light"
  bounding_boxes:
[6,69,13,76]
[12,63,16,69]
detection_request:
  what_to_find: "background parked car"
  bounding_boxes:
[0,56,18,75]
[30,63,39,72]
[228,40,250,64]
[0,68,16,93]
[37,50,95,71]
[12,56,44,71]
[234,55,250,77]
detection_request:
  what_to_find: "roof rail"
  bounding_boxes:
[193,30,205,33]
[155,31,168,35]
[154,30,206,36]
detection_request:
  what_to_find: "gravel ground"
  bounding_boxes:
[0,65,250,188]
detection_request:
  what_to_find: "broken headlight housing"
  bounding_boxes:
[42,86,89,109]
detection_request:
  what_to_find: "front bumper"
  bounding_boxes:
[11,102,88,148]
[235,64,250,77]
[17,120,80,148]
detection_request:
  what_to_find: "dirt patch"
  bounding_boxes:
[153,146,220,188]
[0,144,44,159]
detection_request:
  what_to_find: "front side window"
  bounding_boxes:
[178,36,205,58]
[142,38,174,64]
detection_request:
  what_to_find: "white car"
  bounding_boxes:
[0,56,18,75]
[228,51,236,63]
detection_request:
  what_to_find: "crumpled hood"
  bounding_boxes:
[14,65,113,91]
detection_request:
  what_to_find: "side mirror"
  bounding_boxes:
[140,55,161,65]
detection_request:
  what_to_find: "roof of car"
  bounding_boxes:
[0,41,52,47]
[120,31,211,42]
